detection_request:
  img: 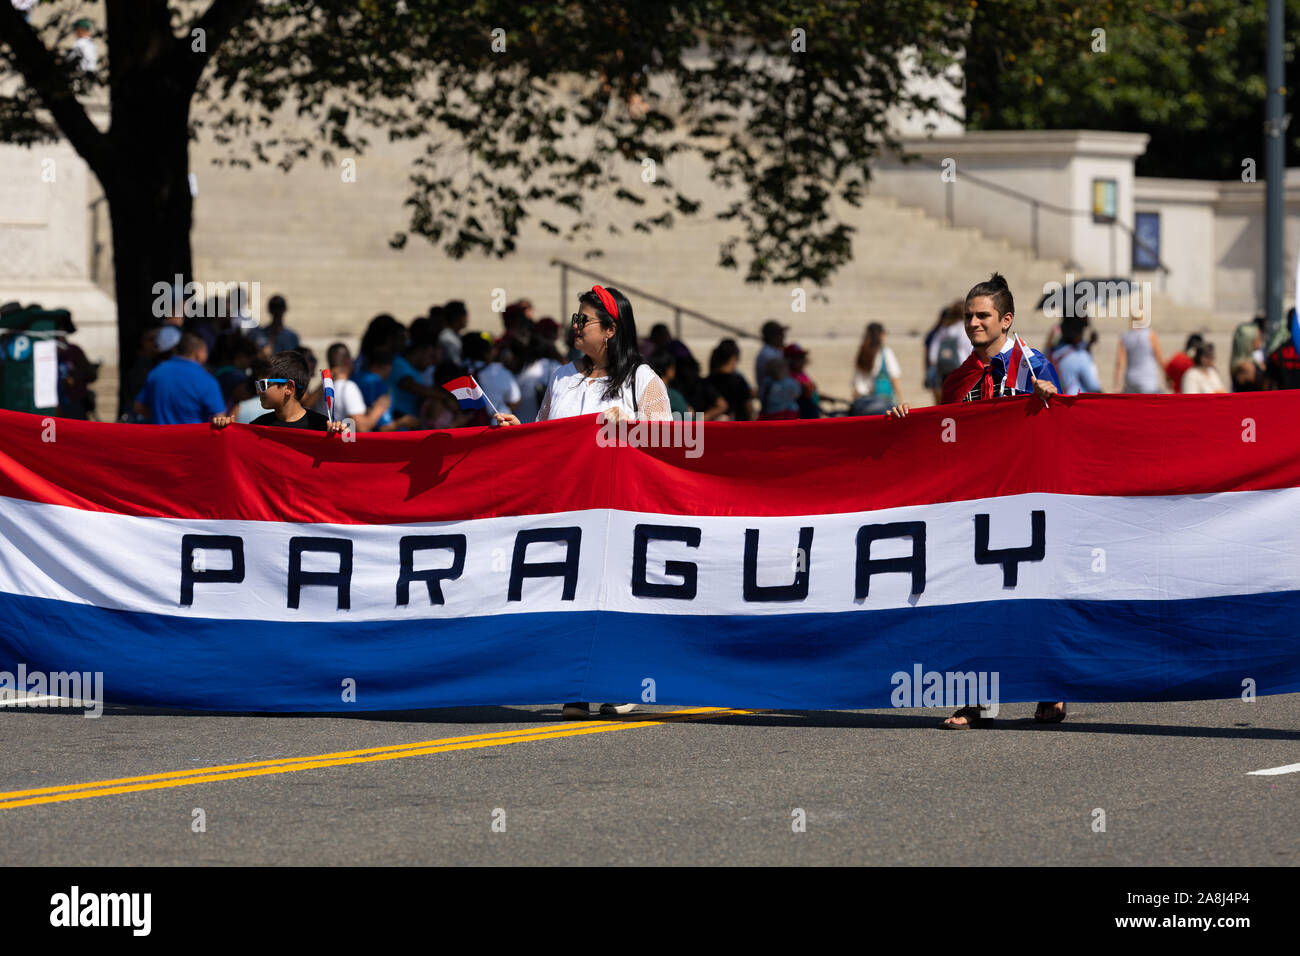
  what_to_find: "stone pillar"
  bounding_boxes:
[0,140,117,367]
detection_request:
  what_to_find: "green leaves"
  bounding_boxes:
[8,1,1292,286]
[2,0,971,287]
[194,0,974,285]
[966,0,1299,178]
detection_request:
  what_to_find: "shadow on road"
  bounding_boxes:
[14,702,1294,741]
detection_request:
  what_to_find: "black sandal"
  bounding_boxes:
[940,705,989,729]
[1034,701,1067,724]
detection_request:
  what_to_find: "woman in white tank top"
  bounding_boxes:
[496,285,670,720]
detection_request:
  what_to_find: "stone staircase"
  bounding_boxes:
[663,193,1230,406]
[87,146,1240,415]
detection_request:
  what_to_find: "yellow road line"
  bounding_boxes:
[3,719,633,798]
[0,707,749,810]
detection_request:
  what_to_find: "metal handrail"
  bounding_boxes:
[88,195,105,283]
[550,258,760,342]
[905,157,1172,279]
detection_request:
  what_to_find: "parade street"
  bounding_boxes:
[2,694,1296,866]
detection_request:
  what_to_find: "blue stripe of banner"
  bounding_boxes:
[0,589,1296,711]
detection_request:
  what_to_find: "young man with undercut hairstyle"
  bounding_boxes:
[887,273,1064,729]
[887,273,1060,411]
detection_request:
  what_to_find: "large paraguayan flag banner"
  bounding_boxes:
[1,394,1299,712]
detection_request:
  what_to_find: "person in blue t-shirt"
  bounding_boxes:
[1054,317,1103,395]
[352,344,392,408]
[133,332,226,424]
[387,331,441,424]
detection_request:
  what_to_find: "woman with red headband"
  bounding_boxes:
[496,285,672,425]
[497,285,671,718]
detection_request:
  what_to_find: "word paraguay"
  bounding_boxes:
[596,412,704,458]
[50,886,151,936]
[178,511,1046,608]
[0,664,102,717]
[891,663,1000,717]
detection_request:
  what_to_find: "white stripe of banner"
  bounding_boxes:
[0,489,1296,623]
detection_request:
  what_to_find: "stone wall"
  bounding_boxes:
[0,140,116,363]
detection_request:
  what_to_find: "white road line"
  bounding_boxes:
[0,694,91,707]
[1247,762,1300,776]
[0,694,64,705]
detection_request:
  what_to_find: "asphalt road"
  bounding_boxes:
[1,694,1297,866]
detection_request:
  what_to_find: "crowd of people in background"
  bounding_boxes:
[28,285,1300,430]
[123,295,555,430]
[921,301,1300,400]
[114,292,789,430]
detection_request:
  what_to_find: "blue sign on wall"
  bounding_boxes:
[1133,211,1161,271]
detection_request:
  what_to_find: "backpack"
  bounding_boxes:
[873,362,895,404]
[935,332,962,380]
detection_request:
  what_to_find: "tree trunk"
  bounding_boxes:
[3,0,259,416]
[105,146,194,417]
[104,0,195,416]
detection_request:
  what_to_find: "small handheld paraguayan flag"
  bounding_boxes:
[1010,333,1049,407]
[988,334,1059,407]
[442,374,500,417]
[321,369,335,422]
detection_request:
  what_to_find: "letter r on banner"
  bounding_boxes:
[397,535,467,605]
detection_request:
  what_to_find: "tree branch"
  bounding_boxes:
[181,0,258,92]
[0,1,110,175]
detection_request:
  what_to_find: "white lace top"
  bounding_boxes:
[538,362,673,422]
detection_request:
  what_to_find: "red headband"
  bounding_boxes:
[591,285,618,322]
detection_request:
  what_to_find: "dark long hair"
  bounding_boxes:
[856,322,885,372]
[577,286,643,404]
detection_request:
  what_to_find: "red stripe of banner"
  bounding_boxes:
[0,393,1296,524]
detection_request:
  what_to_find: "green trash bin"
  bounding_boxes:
[0,306,65,415]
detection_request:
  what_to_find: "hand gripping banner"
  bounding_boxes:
[0,395,1298,712]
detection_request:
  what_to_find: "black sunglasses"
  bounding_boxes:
[570,312,595,331]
